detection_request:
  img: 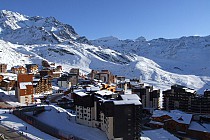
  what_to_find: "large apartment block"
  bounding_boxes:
[163,84,210,113]
[132,84,160,112]
[73,87,142,140]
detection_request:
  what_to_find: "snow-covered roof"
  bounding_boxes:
[33,78,40,82]
[113,94,141,105]
[95,90,114,96]
[130,81,139,86]
[113,100,141,105]
[142,128,179,140]
[74,91,88,97]
[3,79,10,83]
[19,82,33,89]
[149,120,164,126]
[120,94,140,100]
[86,86,100,92]
[189,121,210,133]
[152,110,192,125]
[184,88,196,94]
[53,71,62,74]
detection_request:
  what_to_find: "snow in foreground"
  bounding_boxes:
[0,109,57,140]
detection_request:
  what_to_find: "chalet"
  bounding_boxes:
[25,64,39,74]
[11,65,27,74]
[0,63,7,73]
[150,110,192,133]
[16,74,34,104]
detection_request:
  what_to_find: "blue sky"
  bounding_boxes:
[1,0,210,40]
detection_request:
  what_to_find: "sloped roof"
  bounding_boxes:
[152,110,192,125]
[189,121,210,133]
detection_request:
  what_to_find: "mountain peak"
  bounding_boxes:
[0,10,80,44]
[0,10,28,21]
[135,36,146,42]
[96,36,119,41]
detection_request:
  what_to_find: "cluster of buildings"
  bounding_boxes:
[149,109,210,140]
[3,60,210,140]
[163,84,210,114]
[71,70,162,140]
[0,62,79,105]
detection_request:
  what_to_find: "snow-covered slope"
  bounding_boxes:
[0,10,79,44]
[91,36,210,92]
[0,10,210,93]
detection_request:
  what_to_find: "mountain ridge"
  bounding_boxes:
[0,10,210,93]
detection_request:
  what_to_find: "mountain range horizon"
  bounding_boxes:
[0,10,210,93]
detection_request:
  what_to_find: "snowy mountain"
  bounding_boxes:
[0,10,210,93]
[0,10,79,44]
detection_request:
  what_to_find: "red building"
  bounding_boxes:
[16,74,34,105]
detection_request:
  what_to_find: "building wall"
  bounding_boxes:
[76,105,92,127]
[69,76,78,86]
[74,93,141,140]
[163,85,210,113]
[105,117,114,140]
[0,64,7,73]
[17,74,34,104]
[34,77,52,94]
[132,86,159,111]
[18,89,34,104]
[58,80,71,88]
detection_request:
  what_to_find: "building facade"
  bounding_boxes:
[163,85,210,113]
[16,74,34,104]
[90,70,116,84]
[25,64,39,74]
[132,85,160,112]
[33,77,52,94]
[0,64,7,73]
[11,65,27,74]
[73,88,142,140]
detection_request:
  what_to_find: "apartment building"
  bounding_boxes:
[73,86,142,140]
[33,77,52,94]
[162,84,210,113]
[132,84,160,112]
[90,70,116,84]
[16,74,34,104]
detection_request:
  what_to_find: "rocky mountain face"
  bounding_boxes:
[0,10,210,92]
[0,10,79,44]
